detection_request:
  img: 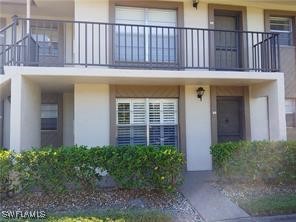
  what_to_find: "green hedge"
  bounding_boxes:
[0,145,184,194]
[0,149,15,196]
[210,141,296,183]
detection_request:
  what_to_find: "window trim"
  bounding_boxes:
[265,10,296,46]
[109,0,184,67]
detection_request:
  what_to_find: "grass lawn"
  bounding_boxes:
[0,210,172,222]
[240,194,296,216]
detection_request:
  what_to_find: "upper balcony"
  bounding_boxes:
[0,17,280,73]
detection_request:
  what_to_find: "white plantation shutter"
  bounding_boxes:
[116,98,178,146]
[163,101,177,124]
[131,100,146,145]
[149,102,161,124]
[148,99,178,146]
[132,100,146,124]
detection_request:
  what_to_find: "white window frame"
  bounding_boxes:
[116,98,178,146]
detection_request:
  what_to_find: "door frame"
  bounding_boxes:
[208,4,247,70]
[210,86,251,144]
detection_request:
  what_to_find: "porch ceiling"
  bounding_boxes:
[0,0,74,18]
[25,75,274,92]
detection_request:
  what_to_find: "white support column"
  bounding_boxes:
[10,75,22,152]
[10,75,41,152]
[26,0,31,33]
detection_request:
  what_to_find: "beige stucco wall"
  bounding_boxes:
[250,78,287,141]
[249,96,269,140]
[71,0,282,69]
[185,85,212,171]
[74,84,110,147]
[63,93,74,146]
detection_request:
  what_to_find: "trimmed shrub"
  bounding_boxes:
[90,145,184,191]
[210,141,296,183]
[15,146,102,193]
[4,145,184,193]
[0,149,15,197]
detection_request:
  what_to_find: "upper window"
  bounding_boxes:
[285,99,296,128]
[269,16,293,46]
[41,104,58,130]
[31,23,59,56]
[116,98,178,146]
[114,6,177,64]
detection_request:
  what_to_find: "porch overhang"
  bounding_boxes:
[4,66,284,91]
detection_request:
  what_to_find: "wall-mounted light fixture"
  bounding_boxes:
[196,87,205,101]
[193,0,199,10]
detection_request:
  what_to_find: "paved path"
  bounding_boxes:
[180,171,296,222]
[180,171,249,222]
[222,214,296,222]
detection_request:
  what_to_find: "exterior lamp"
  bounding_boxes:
[193,0,199,9]
[196,87,205,101]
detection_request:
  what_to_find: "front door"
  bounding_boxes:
[214,11,242,70]
[217,96,244,142]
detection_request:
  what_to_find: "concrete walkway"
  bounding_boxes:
[180,171,249,222]
[222,214,296,222]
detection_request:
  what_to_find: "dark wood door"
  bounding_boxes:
[217,96,244,143]
[214,12,242,70]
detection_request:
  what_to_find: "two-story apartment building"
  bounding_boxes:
[0,0,293,171]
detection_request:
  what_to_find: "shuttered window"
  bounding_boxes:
[115,6,177,63]
[285,99,296,128]
[116,98,178,146]
[270,16,293,45]
[41,104,58,130]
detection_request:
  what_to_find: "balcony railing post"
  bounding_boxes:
[12,16,18,66]
[276,34,280,72]
[85,23,87,67]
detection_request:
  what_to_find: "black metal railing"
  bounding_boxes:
[0,17,280,73]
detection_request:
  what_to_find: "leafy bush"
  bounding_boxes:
[91,146,184,191]
[210,141,296,183]
[3,145,184,194]
[16,146,102,193]
[0,149,15,197]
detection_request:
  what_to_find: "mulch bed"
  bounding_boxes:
[213,181,296,204]
[0,189,202,221]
